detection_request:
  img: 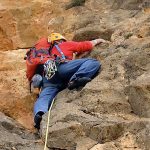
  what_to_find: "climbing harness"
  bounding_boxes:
[44,98,56,150]
[44,43,68,80]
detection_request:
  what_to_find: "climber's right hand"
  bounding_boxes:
[91,38,108,46]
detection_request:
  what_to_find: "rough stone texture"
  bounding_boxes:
[125,72,150,118]
[0,112,43,150]
[0,49,36,130]
[40,0,150,149]
[0,0,150,150]
[0,0,52,50]
[1,0,150,51]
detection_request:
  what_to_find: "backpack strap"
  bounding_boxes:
[54,44,66,60]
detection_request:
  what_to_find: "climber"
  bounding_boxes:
[32,33,107,129]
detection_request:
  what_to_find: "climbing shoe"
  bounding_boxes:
[34,112,43,130]
[68,77,91,90]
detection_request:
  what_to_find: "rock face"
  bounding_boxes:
[40,0,150,149]
[0,112,43,150]
[0,0,52,50]
[1,0,150,51]
[0,0,150,150]
[41,36,150,149]
[0,49,36,130]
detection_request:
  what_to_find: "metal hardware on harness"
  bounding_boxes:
[44,60,57,80]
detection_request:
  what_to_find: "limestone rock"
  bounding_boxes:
[0,49,35,130]
[0,0,150,150]
[0,1,52,50]
[125,71,150,118]
[0,112,43,150]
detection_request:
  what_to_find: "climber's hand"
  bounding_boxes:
[91,38,109,46]
[96,38,107,44]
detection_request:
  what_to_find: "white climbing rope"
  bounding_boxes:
[44,98,55,150]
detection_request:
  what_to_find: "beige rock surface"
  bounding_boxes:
[0,0,150,149]
[0,112,43,150]
[0,49,35,130]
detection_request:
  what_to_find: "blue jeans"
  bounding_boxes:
[34,58,101,117]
